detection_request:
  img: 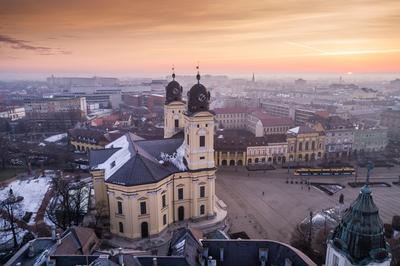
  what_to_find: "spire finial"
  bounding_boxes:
[196,63,200,84]
[172,65,175,80]
[366,161,373,186]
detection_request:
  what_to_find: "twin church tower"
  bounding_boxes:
[164,69,215,170]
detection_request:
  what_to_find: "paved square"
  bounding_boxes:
[215,166,400,244]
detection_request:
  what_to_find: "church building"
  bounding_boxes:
[89,70,216,239]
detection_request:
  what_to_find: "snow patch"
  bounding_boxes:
[0,176,51,223]
[99,134,132,180]
[160,142,187,171]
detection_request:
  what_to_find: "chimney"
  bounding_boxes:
[152,257,157,266]
[118,247,124,266]
[28,241,35,257]
[207,256,217,266]
[259,248,268,266]
[56,233,61,245]
[51,225,56,241]
[219,248,224,262]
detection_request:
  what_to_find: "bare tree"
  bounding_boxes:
[0,189,22,249]
[0,135,10,170]
[46,176,89,230]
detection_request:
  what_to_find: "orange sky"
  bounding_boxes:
[0,0,400,75]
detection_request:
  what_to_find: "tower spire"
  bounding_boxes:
[196,63,200,84]
[172,65,175,81]
[366,161,373,186]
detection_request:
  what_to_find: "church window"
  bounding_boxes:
[174,119,179,128]
[140,202,147,215]
[119,222,124,233]
[200,186,205,198]
[178,188,184,200]
[117,201,123,214]
[163,214,167,225]
[200,136,205,147]
[162,194,166,208]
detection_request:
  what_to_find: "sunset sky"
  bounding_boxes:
[0,0,400,76]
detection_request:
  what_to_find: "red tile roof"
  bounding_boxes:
[252,111,294,126]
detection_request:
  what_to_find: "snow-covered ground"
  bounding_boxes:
[0,176,52,225]
[0,218,27,250]
[44,133,67,143]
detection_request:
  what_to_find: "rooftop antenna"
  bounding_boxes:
[172,65,175,81]
[196,63,200,84]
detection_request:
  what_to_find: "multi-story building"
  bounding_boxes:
[353,127,388,154]
[260,101,292,118]
[246,135,287,165]
[286,126,325,162]
[68,127,124,152]
[260,100,327,125]
[214,107,249,129]
[311,115,354,159]
[214,129,287,166]
[47,75,119,88]
[24,97,87,116]
[380,109,400,141]
[89,72,220,240]
[0,106,25,121]
[24,97,87,130]
[247,111,294,137]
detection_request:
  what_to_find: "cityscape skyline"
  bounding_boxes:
[1,0,400,75]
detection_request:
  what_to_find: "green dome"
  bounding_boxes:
[330,186,390,264]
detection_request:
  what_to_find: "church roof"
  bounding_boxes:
[90,133,186,186]
[329,185,390,264]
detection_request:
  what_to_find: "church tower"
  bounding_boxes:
[183,68,215,170]
[164,69,186,138]
[325,184,391,266]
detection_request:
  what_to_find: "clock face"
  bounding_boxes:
[198,93,207,103]
[172,87,180,95]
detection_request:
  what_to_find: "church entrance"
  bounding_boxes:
[178,206,185,221]
[141,222,149,238]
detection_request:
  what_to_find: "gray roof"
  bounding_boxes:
[90,133,185,187]
[89,148,120,167]
[106,151,179,186]
[201,239,316,266]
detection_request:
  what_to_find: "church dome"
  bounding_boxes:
[187,72,210,114]
[330,185,389,264]
[165,73,183,104]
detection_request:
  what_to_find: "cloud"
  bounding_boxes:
[0,34,70,55]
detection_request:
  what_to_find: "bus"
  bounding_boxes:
[294,167,355,176]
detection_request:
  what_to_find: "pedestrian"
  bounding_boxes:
[262,191,265,196]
